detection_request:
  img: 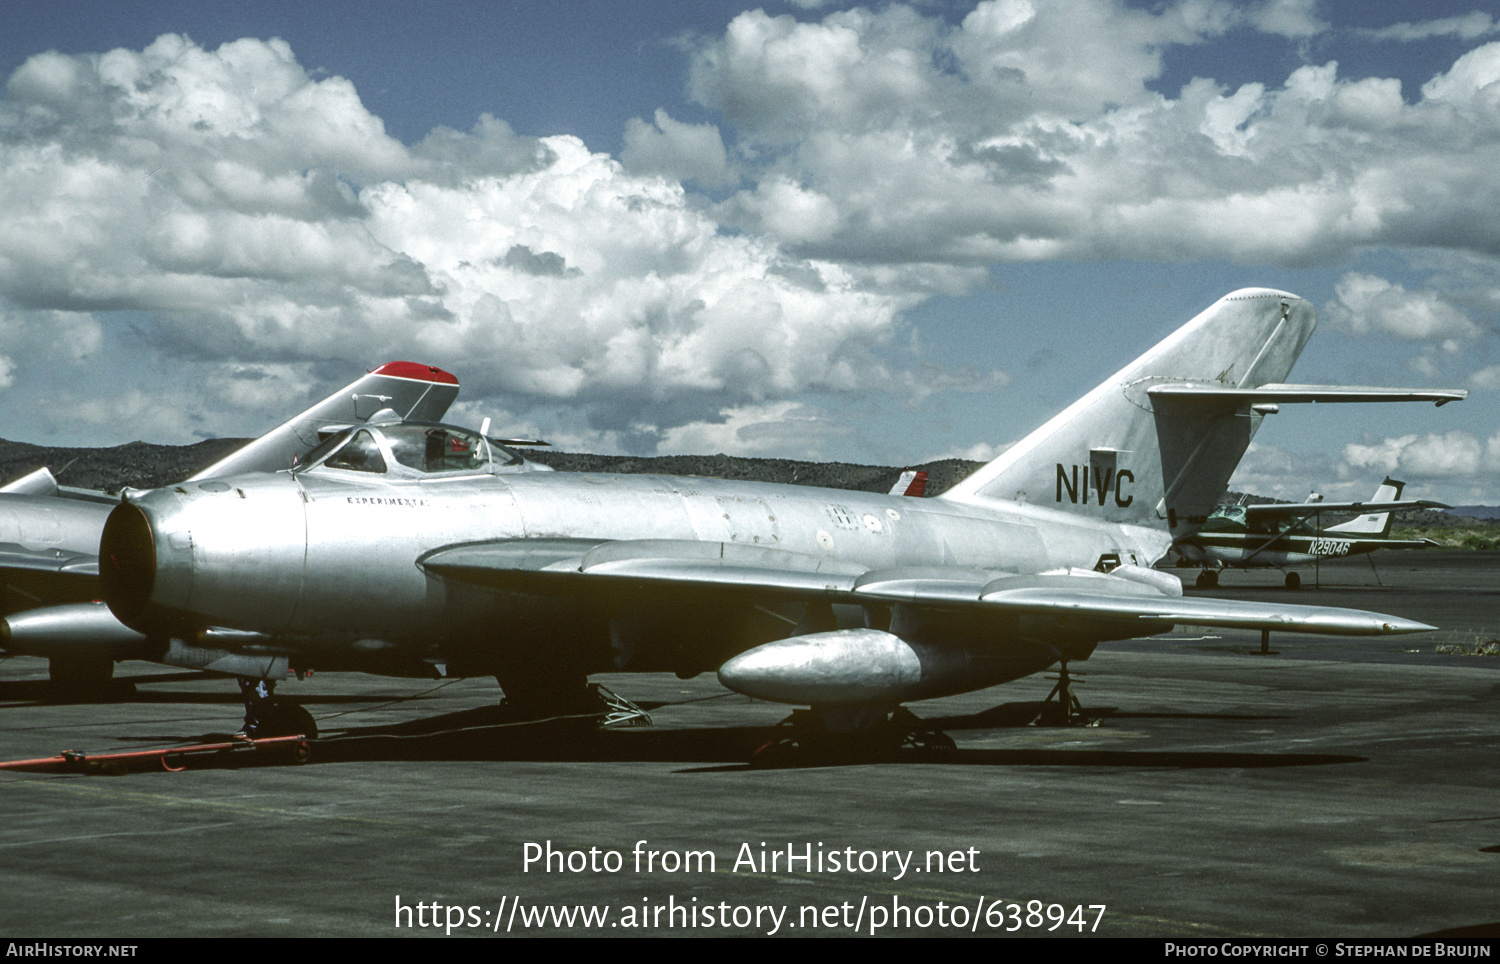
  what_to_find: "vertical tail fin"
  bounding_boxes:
[888,469,928,497]
[1325,478,1404,537]
[939,289,1316,536]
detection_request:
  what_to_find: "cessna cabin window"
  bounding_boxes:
[1201,505,1246,532]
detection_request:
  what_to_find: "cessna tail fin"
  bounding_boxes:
[187,362,459,481]
[1325,478,1403,537]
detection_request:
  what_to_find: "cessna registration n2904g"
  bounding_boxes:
[96,289,1464,753]
[1176,478,1448,589]
[0,362,488,694]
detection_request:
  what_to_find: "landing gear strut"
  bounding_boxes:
[749,706,956,767]
[494,676,652,727]
[1030,660,1093,726]
[47,655,131,702]
[237,677,318,739]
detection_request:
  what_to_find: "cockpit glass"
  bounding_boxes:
[323,430,387,473]
[297,430,351,471]
[1202,505,1247,532]
[384,424,490,474]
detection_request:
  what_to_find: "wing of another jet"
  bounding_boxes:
[420,539,1431,636]
[186,361,460,480]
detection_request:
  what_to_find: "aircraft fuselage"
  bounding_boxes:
[102,468,1168,678]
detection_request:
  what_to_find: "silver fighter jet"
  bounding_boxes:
[95,290,1464,751]
[0,361,464,695]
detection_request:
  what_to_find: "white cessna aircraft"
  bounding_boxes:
[94,290,1464,754]
[1177,478,1448,588]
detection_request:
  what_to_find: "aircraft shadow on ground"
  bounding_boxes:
[0,673,464,709]
[70,699,1362,774]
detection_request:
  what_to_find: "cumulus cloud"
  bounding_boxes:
[1344,430,1500,479]
[1470,363,1500,390]
[1325,273,1482,341]
[621,109,733,188]
[656,401,852,458]
[8,12,1500,463]
[1354,13,1500,43]
[683,4,1500,272]
[0,33,936,451]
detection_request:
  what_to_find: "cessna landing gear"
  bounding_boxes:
[748,706,956,768]
[1195,569,1219,589]
[1284,571,1301,589]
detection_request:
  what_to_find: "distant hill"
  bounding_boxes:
[2,437,1494,546]
[1446,505,1500,521]
[0,437,248,492]
[0,436,984,498]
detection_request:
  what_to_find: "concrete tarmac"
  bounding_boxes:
[1,552,1496,938]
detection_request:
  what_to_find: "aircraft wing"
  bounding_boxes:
[421,540,1431,637]
[0,546,98,578]
[1242,499,1449,518]
[1148,384,1467,406]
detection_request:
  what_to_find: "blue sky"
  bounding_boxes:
[1,0,1498,503]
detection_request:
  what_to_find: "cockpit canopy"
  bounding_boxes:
[1202,503,1309,536]
[295,422,534,479]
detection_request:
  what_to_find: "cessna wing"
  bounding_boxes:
[1243,499,1449,518]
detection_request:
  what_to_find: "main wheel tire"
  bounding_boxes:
[47,656,122,702]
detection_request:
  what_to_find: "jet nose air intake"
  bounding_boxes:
[99,502,157,628]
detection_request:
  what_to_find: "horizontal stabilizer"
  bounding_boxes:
[1148,383,1468,405]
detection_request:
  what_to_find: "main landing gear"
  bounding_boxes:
[1029,660,1094,726]
[494,676,652,728]
[749,706,956,768]
[237,677,318,740]
[47,655,133,702]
